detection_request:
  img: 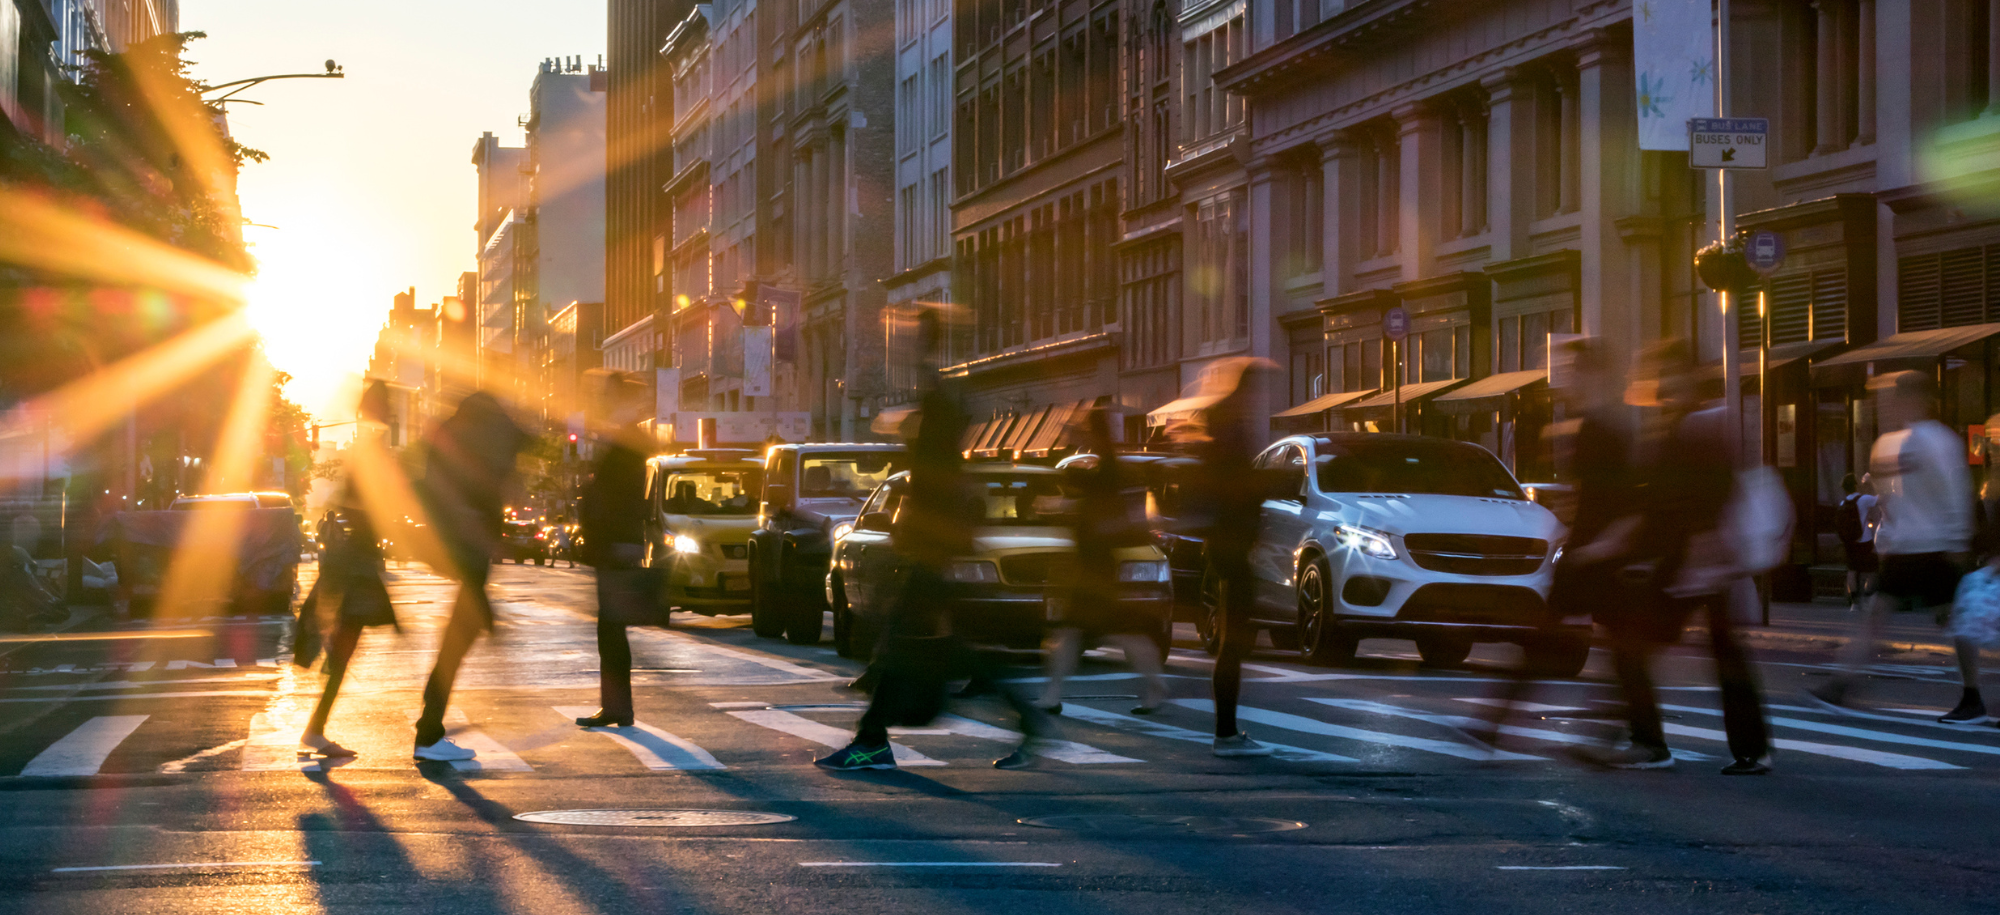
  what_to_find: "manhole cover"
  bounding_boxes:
[513,809,796,827]
[1019,814,1305,835]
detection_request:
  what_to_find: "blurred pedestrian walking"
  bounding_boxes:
[1809,370,1987,724]
[575,373,663,729]
[1581,340,1772,774]
[1835,473,1880,611]
[817,308,1048,771]
[1039,407,1168,716]
[411,391,529,762]
[295,380,399,759]
[1180,357,1278,758]
[1474,339,1637,749]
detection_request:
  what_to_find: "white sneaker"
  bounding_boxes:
[413,737,477,762]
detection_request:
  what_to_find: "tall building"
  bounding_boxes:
[3,0,178,147]
[471,131,529,393]
[783,0,897,441]
[606,0,692,408]
[883,0,955,400]
[946,0,1126,430]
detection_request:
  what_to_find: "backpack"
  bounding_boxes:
[1835,494,1865,545]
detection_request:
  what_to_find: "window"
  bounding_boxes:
[932,168,950,252]
[1189,191,1248,344]
[1359,123,1399,258]
[1534,63,1578,217]
[1287,156,1324,277]
[932,54,951,138]
[1313,437,1525,500]
[1444,95,1488,238]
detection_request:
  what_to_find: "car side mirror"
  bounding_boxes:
[857,511,893,533]
[764,483,794,512]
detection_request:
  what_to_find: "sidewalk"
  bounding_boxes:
[1702,600,1999,660]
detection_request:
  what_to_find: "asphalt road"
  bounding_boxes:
[0,561,1993,914]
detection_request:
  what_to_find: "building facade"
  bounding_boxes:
[2,0,177,147]
[607,0,692,407]
[884,0,956,399]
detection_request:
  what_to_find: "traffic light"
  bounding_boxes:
[566,432,579,461]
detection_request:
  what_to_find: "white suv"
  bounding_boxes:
[1208,433,1585,677]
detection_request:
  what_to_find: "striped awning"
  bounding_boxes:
[1273,389,1376,418]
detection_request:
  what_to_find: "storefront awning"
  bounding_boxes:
[960,416,996,450]
[1432,370,1547,414]
[1346,379,1469,415]
[1698,339,1847,383]
[1145,394,1223,427]
[1811,324,2000,387]
[999,404,1053,452]
[1273,389,1377,418]
[1024,399,1094,454]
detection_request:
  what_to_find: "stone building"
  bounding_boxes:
[884,0,957,401]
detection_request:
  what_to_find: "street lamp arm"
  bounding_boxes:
[202,71,345,102]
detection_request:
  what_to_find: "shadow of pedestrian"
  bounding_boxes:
[297,770,506,911]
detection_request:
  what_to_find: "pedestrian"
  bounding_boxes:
[411,391,529,762]
[1809,370,1987,724]
[1836,472,1880,611]
[1179,357,1279,758]
[1474,338,1638,749]
[297,380,399,759]
[817,307,1048,771]
[575,373,662,729]
[1574,340,1772,773]
[1039,407,1168,716]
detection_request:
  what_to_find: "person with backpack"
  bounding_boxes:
[1835,473,1880,610]
[1810,371,1986,724]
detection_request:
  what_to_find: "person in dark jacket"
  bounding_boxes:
[575,373,658,728]
[816,307,1047,771]
[411,391,529,762]
[1581,340,1772,774]
[1180,357,1279,758]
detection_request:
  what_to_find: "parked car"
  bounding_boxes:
[827,463,1175,660]
[747,443,907,644]
[1054,451,1204,620]
[169,491,294,511]
[1213,433,1583,676]
[643,452,764,616]
[501,520,545,564]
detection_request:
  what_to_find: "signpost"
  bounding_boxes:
[1384,307,1410,434]
[1688,117,1769,169]
[1746,229,1785,275]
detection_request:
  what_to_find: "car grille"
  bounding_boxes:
[1403,533,1547,576]
[720,544,747,560]
[1395,583,1550,626]
[998,553,1073,586]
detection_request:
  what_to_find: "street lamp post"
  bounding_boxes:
[201,60,346,103]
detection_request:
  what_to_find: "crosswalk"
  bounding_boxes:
[9,688,2000,779]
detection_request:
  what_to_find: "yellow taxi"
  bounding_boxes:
[643,451,764,616]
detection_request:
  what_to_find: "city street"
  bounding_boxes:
[0,562,1992,914]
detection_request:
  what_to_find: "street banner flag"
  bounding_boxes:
[1632,0,1715,150]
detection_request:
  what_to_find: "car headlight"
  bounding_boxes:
[1333,524,1397,560]
[672,534,703,554]
[1117,560,1170,582]
[944,560,999,583]
[830,521,855,542]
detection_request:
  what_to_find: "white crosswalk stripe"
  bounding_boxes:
[722,707,945,766]
[1659,703,2000,759]
[552,706,726,770]
[1173,699,1543,761]
[1314,699,1718,762]
[432,710,532,772]
[21,716,149,777]
[1057,703,1356,762]
[1658,722,1961,770]
[927,714,1140,764]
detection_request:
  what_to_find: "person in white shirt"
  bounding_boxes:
[1810,371,1986,724]
[1836,473,1880,609]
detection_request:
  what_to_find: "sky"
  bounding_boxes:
[179,1,607,421]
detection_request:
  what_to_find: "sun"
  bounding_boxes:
[243,243,385,420]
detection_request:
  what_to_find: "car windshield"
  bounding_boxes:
[664,470,761,515]
[800,452,903,498]
[171,499,252,510]
[969,473,1074,526]
[1313,438,1525,500]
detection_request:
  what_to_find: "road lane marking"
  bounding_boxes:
[0,630,206,644]
[1772,702,2000,736]
[725,708,944,766]
[1311,699,1717,762]
[553,706,725,770]
[1496,866,1625,871]
[1173,699,1544,761]
[1057,703,1355,763]
[52,861,320,873]
[929,714,1139,764]
[1658,723,1960,770]
[799,862,1062,868]
[1659,703,2000,758]
[434,710,532,772]
[0,690,275,703]
[21,715,149,776]
[1453,698,1586,714]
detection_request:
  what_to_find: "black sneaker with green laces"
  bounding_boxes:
[814,742,898,771]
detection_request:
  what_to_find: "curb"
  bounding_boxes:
[1685,625,2000,661]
